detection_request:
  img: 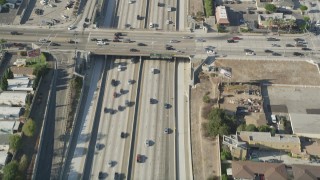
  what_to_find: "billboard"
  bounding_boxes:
[27,48,41,57]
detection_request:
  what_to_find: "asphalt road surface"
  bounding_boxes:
[131,59,175,180]
[90,57,140,179]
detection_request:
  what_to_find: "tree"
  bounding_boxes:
[22,119,36,137]
[7,68,14,79]
[221,174,228,180]
[286,19,296,33]
[245,124,257,132]
[1,77,8,91]
[9,134,22,152]
[258,125,271,132]
[3,160,19,180]
[221,148,232,161]
[19,155,29,172]
[206,108,236,136]
[237,124,246,132]
[265,4,277,13]
[300,5,308,13]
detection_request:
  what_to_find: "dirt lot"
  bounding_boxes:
[190,75,220,180]
[214,59,320,86]
[189,0,204,16]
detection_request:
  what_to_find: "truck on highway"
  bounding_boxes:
[167,6,173,12]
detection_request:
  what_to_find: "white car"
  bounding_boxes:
[246,52,255,56]
[97,41,107,45]
[68,25,76,30]
[149,22,154,28]
[316,20,320,27]
[170,40,179,43]
[39,39,48,43]
[207,50,216,54]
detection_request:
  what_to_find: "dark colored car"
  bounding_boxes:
[164,103,170,109]
[130,48,139,52]
[137,43,147,46]
[91,38,97,41]
[264,49,273,53]
[293,52,304,56]
[267,37,280,41]
[113,39,120,42]
[272,52,281,56]
[294,38,304,42]
[114,32,122,36]
[98,171,103,178]
[10,31,19,35]
[227,39,235,43]
[137,154,142,163]
[286,44,294,47]
[120,132,126,138]
[50,42,60,46]
[302,47,311,51]
[111,79,117,86]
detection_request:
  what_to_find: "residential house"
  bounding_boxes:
[0,91,28,107]
[7,77,33,91]
[10,66,34,78]
[232,161,288,180]
[292,164,320,180]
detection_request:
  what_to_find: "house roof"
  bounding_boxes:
[0,91,27,106]
[232,161,288,180]
[0,106,22,119]
[11,67,34,76]
[292,164,320,180]
[238,131,300,144]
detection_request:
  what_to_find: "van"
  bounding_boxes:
[315,20,320,27]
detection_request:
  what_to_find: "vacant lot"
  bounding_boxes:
[189,0,204,16]
[214,59,320,86]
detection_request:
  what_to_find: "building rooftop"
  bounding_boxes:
[7,77,33,91]
[0,121,16,135]
[0,106,22,120]
[216,6,227,19]
[292,164,320,180]
[0,91,27,106]
[10,66,34,76]
[0,143,10,169]
[289,113,320,139]
[232,161,288,180]
[238,131,300,144]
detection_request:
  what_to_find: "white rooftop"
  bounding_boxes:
[7,77,33,91]
[217,6,228,19]
[0,143,10,169]
[238,131,300,143]
[289,113,320,138]
[0,106,21,120]
[0,91,27,106]
[0,121,16,135]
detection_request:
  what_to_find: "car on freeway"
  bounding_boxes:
[68,25,76,30]
[246,51,255,56]
[121,132,126,138]
[10,31,19,35]
[68,40,78,44]
[113,92,118,98]
[50,42,60,46]
[145,140,151,147]
[232,36,241,40]
[128,79,134,85]
[111,79,117,86]
[98,172,103,178]
[150,98,157,104]
[302,47,311,51]
[207,50,216,55]
[267,37,280,41]
[97,41,107,45]
[91,38,97,41]
[293,52,304,56]
[164,128,170,134]
[130,48,139,52]
[227,39,235,43]
[182,35,192,39]
[39,39,49,43]
[118,105,122,111]
[114,172,120,180]
[294,38,304,42]
[136,154,142,163]
[108,161,113,167]
[125,100,130,106]
[295,43,306,47]
[170,40,179,43]
[120,88,124,94]
[114,32,123,36]
[137,43,147,46]
[195,38,205,42]
[164,103,170,109]
[271,44,280,47]
[264,49,273,53]
[285,44,294,47]
[113,39,120,42]
[272,52,281,56]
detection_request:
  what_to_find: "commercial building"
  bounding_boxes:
[0,91,28,106]
[258,13,295,28]
[216,6,229,25]
[289,113,320,139]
